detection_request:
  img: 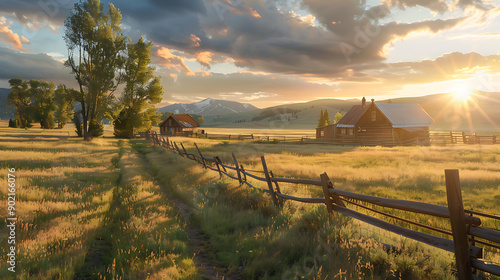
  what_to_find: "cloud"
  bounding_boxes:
[0,16,29,50]
[383,0,449,14]
[0,0,74,31]
[381,51,500,85]
[0,46,75,86]
[195,51,213,68]
[155,47,195,76]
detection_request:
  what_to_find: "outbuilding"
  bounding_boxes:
[159,114,200,135]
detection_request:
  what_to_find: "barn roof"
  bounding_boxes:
[373,103,433,128]
[160,114,200,128]
[336,105,369,128]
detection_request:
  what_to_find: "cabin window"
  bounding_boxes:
[320,131,324,137]
[371,110,376,121]
[348,128,354,135]
[341,128,346,135]
[169,119,173,126]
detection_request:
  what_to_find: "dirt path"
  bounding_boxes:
[133,145,237,280]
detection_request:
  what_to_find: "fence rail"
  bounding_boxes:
[146,132,500,278]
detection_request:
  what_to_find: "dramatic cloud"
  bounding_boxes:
[0,16,29,50]
[0,46,75,86]
[155,47,195,76]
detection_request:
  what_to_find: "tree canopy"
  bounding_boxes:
[64,0,126,140]
[114,37,162,138]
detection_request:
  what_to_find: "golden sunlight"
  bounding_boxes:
[454,87,473,102]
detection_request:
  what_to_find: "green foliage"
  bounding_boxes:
[190,114,204,125]
[8,78,33,128]
[317,109,331,127]
[64,0,126,140]
[9,78,62,129]
[323,109,331,125]
[160,111,173,122]
[73,111,83,137]
[113,37,163,138]
[88,118,104,138]
[8,118,17,128]
[54,85,75,128]
[335,112,343,124]
[30,79,57,129]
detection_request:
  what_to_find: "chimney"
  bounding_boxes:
[371,98,375,103]
[361,97,366,108]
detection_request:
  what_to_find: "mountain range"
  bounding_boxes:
[1,87,499,132]
[157,98,258,116]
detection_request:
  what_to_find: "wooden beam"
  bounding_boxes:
[329,189,481,226]
[321,173,334,213]
[261,156,279,207]
[445,169,473,280]
[232,153,242,184]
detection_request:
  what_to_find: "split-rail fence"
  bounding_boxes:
[146,131,500,279]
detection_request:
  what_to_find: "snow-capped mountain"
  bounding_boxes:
[157,98,258,116]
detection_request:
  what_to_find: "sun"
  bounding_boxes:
[454,87,473,102]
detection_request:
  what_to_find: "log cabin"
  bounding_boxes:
[159,114,200,135]
[316,98,433,146]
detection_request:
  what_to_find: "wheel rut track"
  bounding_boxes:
[133,144,239,280]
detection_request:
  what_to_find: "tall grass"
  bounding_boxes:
[142,136,500,279]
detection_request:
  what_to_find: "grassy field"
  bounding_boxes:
[0,121,499,279]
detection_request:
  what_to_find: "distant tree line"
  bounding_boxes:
[317,109,343,127]
[8,79,75,129]
[8,0,164,140]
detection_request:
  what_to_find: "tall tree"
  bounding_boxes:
[31,79,56,129]
[323,109,331,126]
[114,37,162,138]
[317,109,324,128]
[8,78,33,128]
[64,0,125,140]
[54,85,75,128]
[335,112,343,124]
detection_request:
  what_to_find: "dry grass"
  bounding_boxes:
[0,124,198,279]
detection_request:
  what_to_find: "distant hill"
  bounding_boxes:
[202,92,500,132]
[157,98,259,116]
[0,88,14,120]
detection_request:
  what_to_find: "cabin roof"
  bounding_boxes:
[159,114,200,128]
[374,103,433,128]
[336,105,369,128]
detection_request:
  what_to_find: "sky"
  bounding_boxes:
[1,0,500,108]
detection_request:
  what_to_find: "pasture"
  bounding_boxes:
[0,121,498,279]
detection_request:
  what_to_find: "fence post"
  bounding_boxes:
[194,142,207,168]
[240,165,247,182]
[493,135,496,144]
[261,156,279,207]
[180,143,191,159]
[214,157,223,179]
[232,153,242,184]
[269,171,283,207]
[320,173,335,213]
[445,169,473,280]
[215,156,227,173]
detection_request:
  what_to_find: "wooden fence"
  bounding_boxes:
[430,132,498,145]
[146,131,500,279]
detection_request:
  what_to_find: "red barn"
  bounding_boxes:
[159,114,200,135]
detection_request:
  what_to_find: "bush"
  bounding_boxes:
[8,118,17,128]
[113,109,133,138]
[73,112,83,137]
[88,119,104,138]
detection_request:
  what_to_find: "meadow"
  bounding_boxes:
[0,121,498,279]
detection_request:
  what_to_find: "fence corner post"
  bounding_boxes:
[232,153,242,184]
[261,155,279,207]
[320,173,335,213]
[445,169,473,280]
